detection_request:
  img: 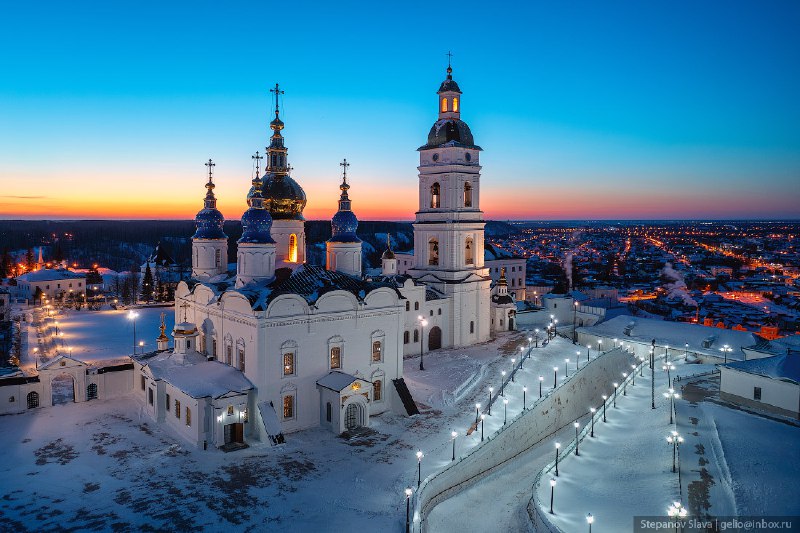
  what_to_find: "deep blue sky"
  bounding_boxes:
[1,1,799,219]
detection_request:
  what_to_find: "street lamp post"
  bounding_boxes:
[574,421,580,455]
[480,414,485,441]
[534,329,540,348]
[667,431,684,473]
[573,301,578,343]
[601,395,607,422]
[650,349,656,410]
[587,513,594,533]
[589,407,596,437]
[510,358,516,381]
[622,373,628,395]
[640,356,645,377]
[127,311,139,356]
[576,350,581,369]
[597,339,602,353]
[539,376,544,398]
[720,344,732,363]
[501,371,506,396]
[405,488,412,533]
[523,387,527,410]
[664,389,680,424]
[586,345,591,362]
[549,478,556,514]
[663,363,675,386]
[553,366,558,388]
[684,342,689,359]
[475,403,481,427]
[418,316,428,371]
[416,451,423,488]
[488,387,493,415]
[564,358,570,378]
[613,383,619,407]
[503,398,508,425]
[631,364,637,386]
[554,443,560,476]
[451,431,457,461]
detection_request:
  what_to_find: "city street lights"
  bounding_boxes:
[639,356,645,377]
[586,345,591,362]
[501,371,506,396]
[631,364,637,386]
[554,443,561,476]
[523,386,527,410]
[576,350,581,369]
[416,451,423,488]
[549,478,556,514]
[650,349,656,410]
[553,366,558,388]
[622,373,628,395]
[587,513,594,533]
[510,358,516,381]
[488,387,493,415]
[589,407,596,437]
[612,383,619,407]
[503,398,509,425]
[684,343,689,359]
[519,346,525,368]
[475,403,481,426]
[574,421,580,455]
[573,301,578,343]
[720,344,733,363]
[663,363,675,386]
[127,311,139,355]
[597,339,602,353]
[664,389,680,424]
[665,345,670,363]
[539,376,544,398]
[601,395,607,422]
[534,329,540,348]
[667,431,684,473]
[564,358,570,378]
[667,501,688,531]
[405,488,413,533]
[138,340,144,354]
[480,414,485,441]
[451,431,458,461]
[417,316,428,371]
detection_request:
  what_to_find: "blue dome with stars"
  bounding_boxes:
[239,207,275,244]
[193,207,226,240]
[330,210,361,243]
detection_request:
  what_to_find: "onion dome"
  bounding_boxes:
[193,159,227,240]
[328,160,361,243]
[239,165,276,244]
[424,119,477,148]
[438,65,462,93]
[381,234,395,260]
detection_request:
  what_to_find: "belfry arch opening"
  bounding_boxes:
[288,234,298,263]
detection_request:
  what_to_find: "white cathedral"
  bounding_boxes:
[133,66,517,450]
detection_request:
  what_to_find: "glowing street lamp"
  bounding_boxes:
[138,340,144,354]
[573,301,579,343]
[501,371,506,396]
[612,382,619,408]
[622,373,628,395]
[549,478,557,514]
[475,403,481,426]
[510,358,516,381]
[127,310,139,355]
[519,346,525,368]
[554,442,561,476]
[663,363,675,386]
[539,376,544,398]
[719,344,733,364]
[684,343,689,359]
[667,501,687,522]
[589,407,596,437]
[405,488,413,533]
[639,355,646,377]
[586,345,591,362]
[664,389,680,424]
[418,316,428,371]
[601,395,608,422]
[666,431,684,473]
[597,339,602,353]
[564,358,570,378]
[574,421,580,455]
[553,366,558,388]
[631,364,637,386]
[523,386,527,410]
[416,451,424,488]
[451,431,458,461]
[480,414,485,441]
[534,329,540,348]
[503,398,509,425]
[576,350,581,369]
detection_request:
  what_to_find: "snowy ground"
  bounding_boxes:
[0,331,600,532]
[27,306,174,367]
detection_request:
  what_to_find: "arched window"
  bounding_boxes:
[470,321,475,334]
[215,249,221,267]
[441,98,448,113]
[404,331,410,344]
[414,301,419,311]
[452,97,459,112]
[281,340,298,377]
[27,391,39,409]
[465,237,474,265]
[372,341,382,362]
[283,394,295,419]
[413,329,419,343]
[186,407,192,427]
[237,339,246,372]
[430,183,440,208]
[288,234,298,263]
[374,380,383,401]
[405,301,410,312]
[464,182,472,207]
[330,346,341,369]
[428,238,439,266]
[87,383,98,400]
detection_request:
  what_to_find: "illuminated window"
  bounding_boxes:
[430,182,440,208]
[238,348,245,372]
[428,238,439,266]
[465,237,474,265]
[464,182,472,207]
[372,341,382,362]
[288,234,298,262]
[186,407,191,426]
[374,380,383,401]
[283,352,295,376]
[175,399,181,418]
[243,407,248,423]
[330,347,341,369]
[283,394,294,419]
[441,97,448,113]
[26,391,39,409]
[452,97,459,112]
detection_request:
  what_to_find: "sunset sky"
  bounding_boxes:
[1,1,799,221]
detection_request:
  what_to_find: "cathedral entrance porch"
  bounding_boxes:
[428,326,442,350]
[221,422,247,452]
[316,371,373,434]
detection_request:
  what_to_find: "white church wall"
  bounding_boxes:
[720,367,800,417]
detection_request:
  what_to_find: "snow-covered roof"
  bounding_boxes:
[316,371,368,392]
[38,354,87,370]
[16,269,85,282]
[580,315,758,360]
[143,355,253,399]
[484,242,523,261]
[723,355,800,385]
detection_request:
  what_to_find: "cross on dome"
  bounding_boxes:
[339,158,350,185]
[270,83,284,118]
[205,158,215,182]
[252,151,263,177]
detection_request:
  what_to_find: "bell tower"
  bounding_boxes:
[191,159,228,280]
[407,57,491,346]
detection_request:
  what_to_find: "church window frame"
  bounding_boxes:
[403,331,410,344]
[326,402,332,422]
[464,182,472,207]
[470,321,475,334]
[371,370,385,402]
[330,346,341,369]
[452,97,459,112]
[166,393,170,411]
[212,338,218,359]
[87,383,98,400]
[281,340,298,377]
[148,388,154,406]
[140,375,146,391]
[405,301,410,312]
[428,238,439,266]
[237,339,246,373]
[327,336,344,370]
[371,331,385,363]
[227,405,234,416]
[288,234,298,263]
[465,237,474,265]
[175,399,181,419]
[27,391,39,409]
[186,406,191,427]
[283,394,295,419]
[413,329,419,343]
[430,183,441,208]
[441,97,448,113]
[215,249,221,267]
